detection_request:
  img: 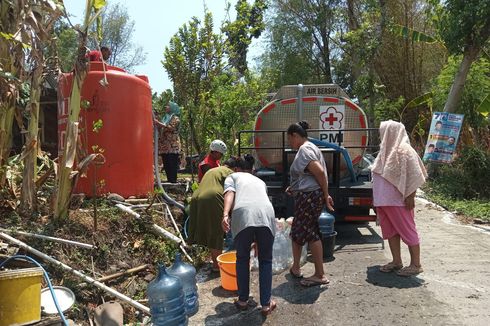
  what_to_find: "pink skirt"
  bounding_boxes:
[376,206,420,246]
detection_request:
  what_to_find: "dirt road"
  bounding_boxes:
[190,197,490,325]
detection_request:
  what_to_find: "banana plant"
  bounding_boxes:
[54,0,106,220]
[19,0,63,214]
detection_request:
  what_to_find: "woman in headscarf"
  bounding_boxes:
[371,120,428,277]
[154,101,181,183]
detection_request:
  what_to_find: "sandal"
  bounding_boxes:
[233,299,249,311]
[379,262,403,273]
[289,268,303,279]
[261,300,277,316]
[300,277,330,287]
[396,265,423,277]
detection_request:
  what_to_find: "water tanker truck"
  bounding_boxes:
[238,84,378,222]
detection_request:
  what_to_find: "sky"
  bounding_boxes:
[63,0,264,94]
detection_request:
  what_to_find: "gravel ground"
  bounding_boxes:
[190,198,490,326]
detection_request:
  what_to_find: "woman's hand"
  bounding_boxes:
[325,194,334,211]
[404,192,416,210]
[222,214,230,232]
[285,186,293,196]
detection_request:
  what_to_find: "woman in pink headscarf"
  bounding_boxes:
[371,120,428,277]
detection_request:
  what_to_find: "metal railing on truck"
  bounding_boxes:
[238,128,379,189]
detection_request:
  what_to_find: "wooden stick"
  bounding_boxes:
[97,264,149,282]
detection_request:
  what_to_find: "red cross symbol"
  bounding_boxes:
[325,113,338,125]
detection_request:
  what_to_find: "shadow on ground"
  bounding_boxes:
[273,275,328,304]
[204,301,266,326]
[365,265,425,289]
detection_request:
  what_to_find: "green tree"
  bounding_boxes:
[222,0,267,75]
[260,0,342,89]
[54,21,78,72]
[163,13,225,154]
[438,0,490,113]
[89,2,146,71]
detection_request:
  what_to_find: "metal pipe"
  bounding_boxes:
[297,84,304,122]
[0,228,95,249]
[0,232,150,315]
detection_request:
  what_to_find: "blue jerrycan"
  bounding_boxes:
[318,207,335,235]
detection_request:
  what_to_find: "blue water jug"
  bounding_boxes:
[318,207,335,235]
[147,264,188,326]
[168,253,199,316]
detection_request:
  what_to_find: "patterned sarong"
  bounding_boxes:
[290,189,324,245]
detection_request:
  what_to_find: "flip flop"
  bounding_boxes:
[379,262,403,273]
[261,300,277,317]
[289,268,303,279]
[396,265,423,277]
[300,277,330,287]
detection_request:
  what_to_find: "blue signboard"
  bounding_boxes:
[423,112,464,163]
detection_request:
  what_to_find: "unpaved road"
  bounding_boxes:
[190,197,490,325]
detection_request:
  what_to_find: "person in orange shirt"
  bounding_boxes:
[197,139,227,182]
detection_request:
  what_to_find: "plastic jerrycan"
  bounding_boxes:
[147,264,188,326]
[318,207,335,235]
[168,253,199,316]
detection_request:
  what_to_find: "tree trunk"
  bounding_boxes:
[20,62,43,213]
[347,0,361,81]
[443,46,480,113]
[0,100,16,187]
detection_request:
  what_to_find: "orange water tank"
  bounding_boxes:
[58,62,154,197]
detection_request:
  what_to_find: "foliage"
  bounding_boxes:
[88,2,147,71]
[424,191,490,221]
[428,146,490,199]
[260,0,341,90]
[424,145,490,220]
[163,12,225,153]
[438,0,490,56]
[432,56,490,129]
[373,96,405,126]
[222,0,267,75]
[54,21,78,72]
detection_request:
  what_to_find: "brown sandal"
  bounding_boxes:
[396,265,423,277]
[261,300,276,316]
[234,299,249,311]
[379,262,403,273]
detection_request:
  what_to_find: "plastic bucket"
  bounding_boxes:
[217,251,238,291]
[321,231,337,259]
[0,267,44,326]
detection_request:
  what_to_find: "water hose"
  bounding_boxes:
[0,255,69,326]
[308,137,357,182]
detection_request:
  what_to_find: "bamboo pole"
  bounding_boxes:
[0,231,150,315]
[0,228,95,249]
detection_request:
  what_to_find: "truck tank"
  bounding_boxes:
[253,84,369,177]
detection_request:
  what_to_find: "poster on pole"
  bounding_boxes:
[423,112,464,163]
